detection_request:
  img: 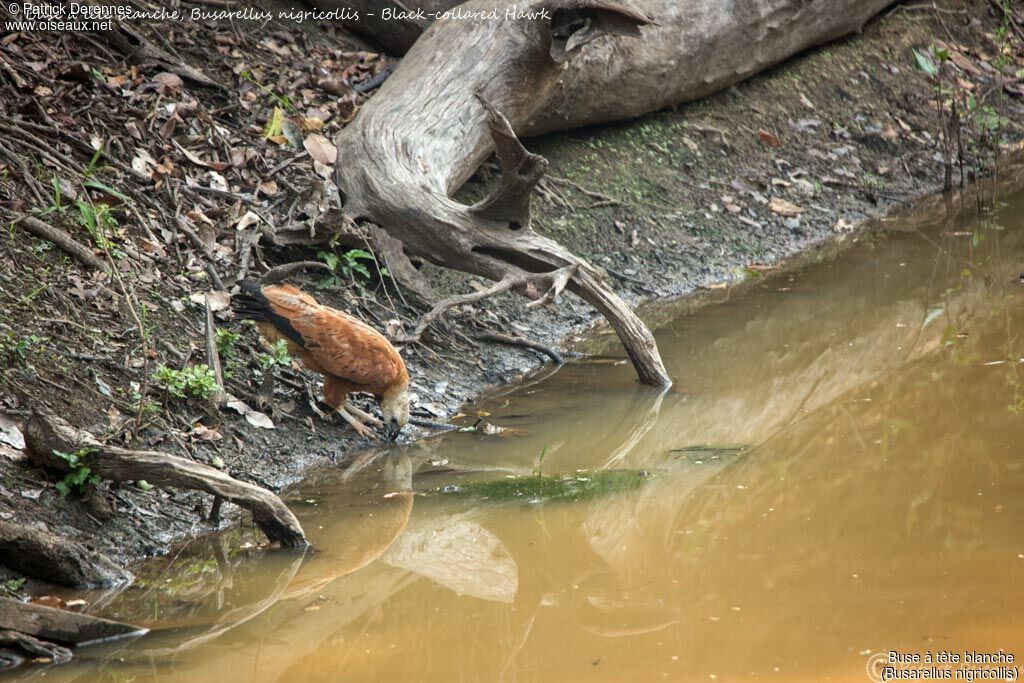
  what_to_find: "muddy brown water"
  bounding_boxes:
[12,187,1024,682]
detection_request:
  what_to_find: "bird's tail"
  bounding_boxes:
[231,279,272,322]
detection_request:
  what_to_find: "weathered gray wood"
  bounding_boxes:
[331,0,895,385]
[327,0,895,139]
[25,408,308,548]
[0,522,132,589]
[0,598,146,647]
[335,6,671,385]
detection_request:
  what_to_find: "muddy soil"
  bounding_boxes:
[0,0,1022,587]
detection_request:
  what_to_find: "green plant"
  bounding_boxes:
[440,469,654,505]
[258,339,291,370]
[533,444,548,478]
[76,200,124,257]
[128,381,162,418]
[316,248,387,287]
[83,147,104,178]
[0,331,45,366]
[215,328,241,357]
[1,578,26,596]
[154,364,220,400]
[53,448,102,498]
[216,328,244,378]
[239,69,296,113]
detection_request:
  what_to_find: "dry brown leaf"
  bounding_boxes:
[189,423,222,441]
[768,197,806,216]
[225,396,275,429]
[208,171,228,191]
[235,211,262,231]
[186,209,215,226]
[131,149,158,178]
[190,290,231,311]
[758,128,782,147]
[303,133,337,165]
[313,159,333,179]
[153,72,183,96]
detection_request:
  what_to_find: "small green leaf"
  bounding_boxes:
[83,179,129,202]
[913,48,938,76]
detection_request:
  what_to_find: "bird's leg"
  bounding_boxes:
[345,402,383,428]
[335,405,372,438]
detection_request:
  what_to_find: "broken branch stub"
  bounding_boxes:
[334,0,670,386]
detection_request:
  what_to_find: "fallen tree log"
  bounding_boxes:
[25,407,307,548]
[0,598,146,647]
[332,0,893,386]
[331,0,897,135]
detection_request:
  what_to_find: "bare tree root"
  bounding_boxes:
[334,3,670,386]
[473,331,564,364]
[25,407,307,548]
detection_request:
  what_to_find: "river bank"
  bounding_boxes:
[0,0,1022,584]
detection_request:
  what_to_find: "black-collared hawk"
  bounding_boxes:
[232,279,409,439]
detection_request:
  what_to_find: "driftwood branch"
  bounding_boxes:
[330,0,899,384]
[468,94,548,228]
[396,274,520,344]
[25,408,307,548]
[335,4,670,385]
[0,598,146,647]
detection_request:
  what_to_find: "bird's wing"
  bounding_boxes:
[261,285,402,389]
[293,308,404,389]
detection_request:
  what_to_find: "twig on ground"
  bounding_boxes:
[7,214,108,271]
[205,263,226,292]
[473,331,564,364]
[396,265,576,344]
[546,174,624,206]
[259,260,332,284]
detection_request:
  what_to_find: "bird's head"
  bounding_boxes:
[381,383,410,441]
